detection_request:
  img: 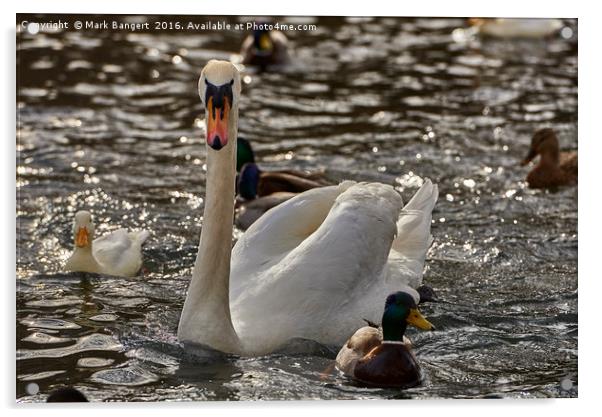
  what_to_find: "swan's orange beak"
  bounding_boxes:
[206,96,230,151]
[75,227,89,248]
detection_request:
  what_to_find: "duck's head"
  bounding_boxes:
[237,162,261,200]
[237,137,255,172]
[253,28,274,56]
[382,291,435,342]
[198,60,241,151]
[73,210,95,249]
[521,128,560,166]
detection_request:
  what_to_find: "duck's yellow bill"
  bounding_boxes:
[206,96,230,151]
[75,227,89,248]
[259,33,274,52]
[407,307,435,330]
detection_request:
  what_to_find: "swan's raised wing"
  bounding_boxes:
[386,179,439,288]
[230,181,355,297]
[266,182,402,295]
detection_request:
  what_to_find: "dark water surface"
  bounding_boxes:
[16,15,578,401]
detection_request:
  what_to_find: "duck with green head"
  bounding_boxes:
[335,291,435,388]
[234,137,329,229]
[240,27,291,68]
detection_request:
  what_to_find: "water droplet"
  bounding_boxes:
[560,27,573,39]
[26,383,39,395]
[27,22,40,35]
[171,55,182,65]
[463,179,476,188]
[560,377,573,391]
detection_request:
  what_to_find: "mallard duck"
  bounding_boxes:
[240,28,290,68]
[237,162,326,200]
[237,137,255,172]
[521,128,577,189]
[469,18,563,38]
[236,137,326,180]
[335,291,435,388]
[235,191,296,230]
[234,138,328,229]
[177,61,439,355]
[65,210,149,277]
[233,161,326,230]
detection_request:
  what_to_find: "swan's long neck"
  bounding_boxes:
[178,105,243,354]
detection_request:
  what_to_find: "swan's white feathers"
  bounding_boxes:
[388,180,438,288]
[229,180,436,353]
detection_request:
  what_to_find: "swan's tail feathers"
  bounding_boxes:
[130,230,150,246]
[402,179,438,213]
[391,179,438,263]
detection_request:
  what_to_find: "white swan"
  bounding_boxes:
[65,210,150,277]
[177,60,438,355]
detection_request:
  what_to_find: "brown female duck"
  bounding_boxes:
[521,128,577,189]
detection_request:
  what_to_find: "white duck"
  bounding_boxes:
[177,60,438,355]
[470,18,563,38]
[65,210,150,277]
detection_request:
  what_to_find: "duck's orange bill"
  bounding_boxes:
[75,227,89,247]
[206,96,230,151]
[406,308,435,331]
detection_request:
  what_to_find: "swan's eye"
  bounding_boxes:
[230,79,234,86]
[205,78,209,86]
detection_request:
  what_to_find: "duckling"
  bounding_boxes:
[521,128,577,189]
[336,291,435,388]
[468,18,563,38]
[241,27,290,68]
[65,210,149,277]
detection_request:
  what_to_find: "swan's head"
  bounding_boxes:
[198,60,241,151]
[237,162,261,200]
[521,128,560,166]
[382,291,434,341]
[73,210,95,248]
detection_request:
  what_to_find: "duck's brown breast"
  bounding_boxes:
[526,154,577,189]
[258,172,324,196]
[353,343,421,388]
